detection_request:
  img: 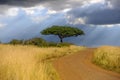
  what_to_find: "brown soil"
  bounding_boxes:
[53,48,120,80]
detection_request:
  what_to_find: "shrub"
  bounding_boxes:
[24,38,48,47]
[9,39,23,45]
[8,38,73,47]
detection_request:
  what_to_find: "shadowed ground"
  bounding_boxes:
[53,49,120,80]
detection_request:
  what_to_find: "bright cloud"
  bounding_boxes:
[6,8,19,16]
[90,0,105,3]
[22,6,45,16]
[101,24,120,28]
[32,15,50,23]
[47,10,57,14]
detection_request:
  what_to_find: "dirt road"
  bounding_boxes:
[53,49,120,80]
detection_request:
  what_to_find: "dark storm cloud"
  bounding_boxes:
[0,0,45,6]
[0,0,78,7]
[67,2,120,25]
[42,0,84,11]
[0,0,85,15]
[0,0,120,25]
[0,0,55,15]
[0,0,84,10]
[86,9,120,24]
[0,0,119,10]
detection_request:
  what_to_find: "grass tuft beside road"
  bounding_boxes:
[0,44,85,80]
[93,46,120,73]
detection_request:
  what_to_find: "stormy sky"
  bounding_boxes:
[0,0,120,47]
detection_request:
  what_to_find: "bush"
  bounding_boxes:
[8,38,73,47]
[24,38,48,47]
[9,39,23,45]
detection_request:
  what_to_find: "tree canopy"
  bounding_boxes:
[41,25,84,43]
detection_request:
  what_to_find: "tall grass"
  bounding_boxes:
[0,44,85,80]
[93,46,120,73]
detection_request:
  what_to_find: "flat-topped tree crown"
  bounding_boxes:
[41,25,84,43]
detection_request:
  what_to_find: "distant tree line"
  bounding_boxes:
[8,37,73,47]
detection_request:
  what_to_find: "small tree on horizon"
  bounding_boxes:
[41,25,84,43]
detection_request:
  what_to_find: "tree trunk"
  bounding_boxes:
[58,35,63,43]
[60,38,63,43]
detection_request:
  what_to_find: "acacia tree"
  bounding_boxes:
[41,25,84,43]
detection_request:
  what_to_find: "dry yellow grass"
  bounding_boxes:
[0,44,85,80]
[93,46,120,73]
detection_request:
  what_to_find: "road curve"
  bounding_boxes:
[53,49,120,80]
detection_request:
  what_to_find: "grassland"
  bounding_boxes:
[93,46,120,73]
[0,44,85,80]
